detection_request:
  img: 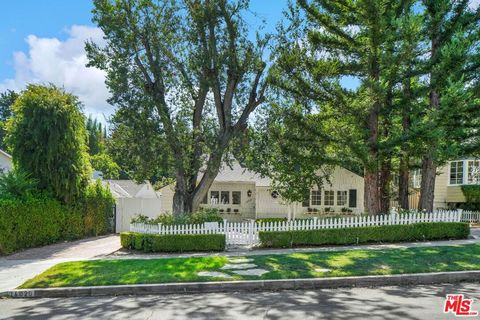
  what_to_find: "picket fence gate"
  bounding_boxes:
[129,210,477,246]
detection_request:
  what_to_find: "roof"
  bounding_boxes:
[0,149,12,159]
[208,162,272,187]
[104,180,152,198]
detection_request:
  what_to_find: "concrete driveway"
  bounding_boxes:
[0,235,121,292]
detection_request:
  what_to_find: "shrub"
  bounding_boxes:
[81,180,115,236]
[259,222,470,248]
[0,169,38,200]
[256,218,288,223]
[131,208,223,225]
[0,196,64,254]
[120,232,225,252]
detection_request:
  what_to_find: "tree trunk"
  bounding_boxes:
[364,169,381,214]
[419,34,440,212]
[380,158,391,213]
[399,76,412,210]
[419,152,436,212]
[398,155,409,209]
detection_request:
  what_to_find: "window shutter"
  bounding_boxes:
[348,189,357,208]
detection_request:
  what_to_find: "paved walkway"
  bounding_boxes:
[0,235,121,292]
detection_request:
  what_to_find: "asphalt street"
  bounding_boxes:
[1,282,479,320]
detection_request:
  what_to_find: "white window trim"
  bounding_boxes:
[448,159,480,186]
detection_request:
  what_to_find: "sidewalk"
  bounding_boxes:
[0,235,121,292]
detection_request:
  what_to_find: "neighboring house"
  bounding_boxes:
[160,163,364,220]
[0,149,12,172]
[104,179,162,232]
[433,158,480,209]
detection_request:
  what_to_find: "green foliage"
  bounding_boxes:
[0,90,18,150]
[461,185,480,211]
[0,196,79,255]
[259,222,469,248]
[87,0,269,214]
[255,218,288,223]
[6,84,91,204]
[81,180,115,236]
[131,208,223,225]
[90,153,120,179]
[0,181,115,255]
[120,232,225,253]
[0,169,38,200]
[86,115,106,156]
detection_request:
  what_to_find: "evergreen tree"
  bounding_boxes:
[6,85,91,204]
[0,90,18,150]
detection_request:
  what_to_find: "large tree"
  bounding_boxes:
[87,0,269,215]
[418,0,480,211]
[6,85,91,204]
[267,0,417,214]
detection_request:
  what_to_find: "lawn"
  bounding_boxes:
[20,244,480,288]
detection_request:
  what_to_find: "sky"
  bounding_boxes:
[1,0,479,121]
[0,0,288,121]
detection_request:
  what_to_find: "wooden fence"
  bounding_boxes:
[130,210,474,246]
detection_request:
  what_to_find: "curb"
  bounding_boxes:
[2,270,480,298]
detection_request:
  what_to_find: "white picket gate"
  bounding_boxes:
[130,210,472,246]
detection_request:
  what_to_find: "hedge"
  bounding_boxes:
[259,222,470,248]
[0,184,115,255]
[120,232,226,252]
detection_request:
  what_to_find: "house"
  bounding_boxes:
[103,179,162,232]
[160,163,364,220]
[432,158,480,209]
[0,149,12,172]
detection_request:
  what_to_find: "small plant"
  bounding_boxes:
[0,169,39,200]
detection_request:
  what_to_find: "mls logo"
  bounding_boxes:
[444,294,479,317]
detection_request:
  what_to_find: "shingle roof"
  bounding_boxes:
[209,162,272,187]
[104,180,148,198]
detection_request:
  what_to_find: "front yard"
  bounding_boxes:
[20,243,480,288]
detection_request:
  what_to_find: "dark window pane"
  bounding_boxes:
[232,191,241,205]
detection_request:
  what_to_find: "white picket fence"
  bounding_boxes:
[130,210,474,246]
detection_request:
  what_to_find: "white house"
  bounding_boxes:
[103,180,162,232]
[0,149,12,172]
[432,158,480,209]
[160,163,364,220]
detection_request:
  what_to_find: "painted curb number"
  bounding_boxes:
[9,291,34,298]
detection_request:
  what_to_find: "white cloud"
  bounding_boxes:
[0,25,112,120]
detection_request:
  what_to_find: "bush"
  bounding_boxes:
[0,169,38,200]
[0,196,68,254]
[120,232,225,252]
[259,222,470,248]
[81,180,115,236]
[255,218,288,223]
[131,208,223,225]
[0,181,115,255]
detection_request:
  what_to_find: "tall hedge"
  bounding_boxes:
[0,182,115,255]
[5,84,91,204]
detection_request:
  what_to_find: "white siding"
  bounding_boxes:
[256,167,365,218]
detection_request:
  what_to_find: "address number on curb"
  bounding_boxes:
[9,291,34,298]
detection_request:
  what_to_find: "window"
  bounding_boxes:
[210,191,219,204]
[349,189,357,208]
[467,160,480,184]
[450,161,464,185]
[337,191,347,206]
[311,190,321,205]
[232,191,241,205]
[220,191,230,204]
[324,190,334,206]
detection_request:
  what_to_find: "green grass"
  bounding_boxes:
[20,244,480,288]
